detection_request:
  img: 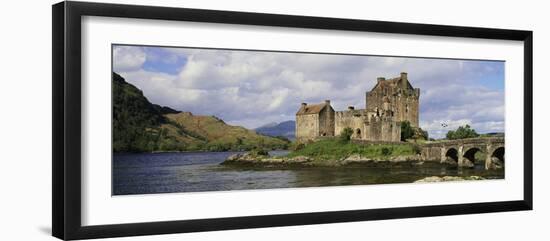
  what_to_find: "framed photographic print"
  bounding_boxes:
[52,1,533,240]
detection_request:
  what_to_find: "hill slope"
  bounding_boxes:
[165,113,289,151]
[112,72,170,152]
[255,121,296,140]
[112,72,289,152]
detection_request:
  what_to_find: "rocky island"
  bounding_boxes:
[222,138,423,167]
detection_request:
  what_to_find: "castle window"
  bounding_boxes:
[406,104,409,113]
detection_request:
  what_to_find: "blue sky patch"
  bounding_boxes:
[141,47,187,75]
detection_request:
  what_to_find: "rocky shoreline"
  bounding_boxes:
[221,152,425,167]
[414,176,485,183]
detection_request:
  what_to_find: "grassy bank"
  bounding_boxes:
[287,139,420,161]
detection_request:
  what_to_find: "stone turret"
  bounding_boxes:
[400,72,408,89]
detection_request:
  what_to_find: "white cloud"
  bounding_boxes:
[113,46,146,72]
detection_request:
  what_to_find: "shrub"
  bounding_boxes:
[446,125,479,140]
[292,142,306,151]
[381,147,392,156]
[414,128,429,140]
[400,121,414,141]
[339,127,354,143]
[250,148,269,156]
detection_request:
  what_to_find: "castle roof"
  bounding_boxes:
[296,103,328,115]
[371,75,414,91]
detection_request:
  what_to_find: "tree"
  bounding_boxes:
[413,128,429,140]
[446,125,479,140]
[339,127,354,143]
[400,121,415,141]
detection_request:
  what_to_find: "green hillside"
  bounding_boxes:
[112,72,166,152]
[165,112,289,151]
[112,72,289,152]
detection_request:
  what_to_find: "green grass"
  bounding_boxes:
[287,139,419,161]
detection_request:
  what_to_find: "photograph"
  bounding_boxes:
[111,44,505,195]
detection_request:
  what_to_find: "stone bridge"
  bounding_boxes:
[420,137,504,169]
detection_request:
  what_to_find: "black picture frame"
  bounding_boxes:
[52,1,533,240]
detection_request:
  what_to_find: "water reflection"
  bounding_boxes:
[113,151,504,195]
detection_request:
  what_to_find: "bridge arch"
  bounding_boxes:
[485,146,504,169]
[488,146,505,169]
[492,146,504,162]
[445,147,459,163]
[462,147,486,168]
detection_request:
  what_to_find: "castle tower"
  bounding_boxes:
[365,72,420,127]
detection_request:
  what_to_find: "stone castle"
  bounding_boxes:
[296,72,420,142]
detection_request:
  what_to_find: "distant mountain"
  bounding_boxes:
[112,72,289,152]
[257,122,279,129]
[255,121,296,141]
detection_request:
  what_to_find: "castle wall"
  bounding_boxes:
[318,106,335,137]
[335,110,366,139]
[393,92,419,127]
[296,114,319,142]
[334,109,401,142]
[364,117,401,142]
[390,121,402,142]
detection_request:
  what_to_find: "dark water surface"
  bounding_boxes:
[113,151,504,195]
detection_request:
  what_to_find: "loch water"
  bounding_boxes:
[113,151,504,195]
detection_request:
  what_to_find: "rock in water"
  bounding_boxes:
[287,156,312,163]
[223,152,267,164]
[414,176,485,183]
[225,153,243,162]
[442,157,458,166]
[489,156,504,169]
[461,159,475,168]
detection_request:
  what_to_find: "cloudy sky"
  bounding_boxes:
[113,45,505,139]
